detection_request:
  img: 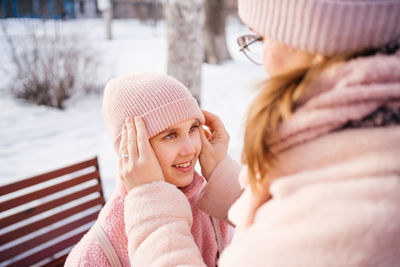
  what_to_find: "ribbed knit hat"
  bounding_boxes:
[103,72,205,152]
[238,0,400,56]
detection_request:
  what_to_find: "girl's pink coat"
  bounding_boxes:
[65,172,234,266]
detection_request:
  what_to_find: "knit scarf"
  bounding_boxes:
[270,50,400,153]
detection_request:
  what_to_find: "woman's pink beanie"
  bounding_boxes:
[238,0,400,56]
[103,72,205,152]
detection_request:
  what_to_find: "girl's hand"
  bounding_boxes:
[199,110,230,180]
[118,117,164,192]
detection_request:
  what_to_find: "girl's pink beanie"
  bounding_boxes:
[103,72,205,152]
[238,0,400,56]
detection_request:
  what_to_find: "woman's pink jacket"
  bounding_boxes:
[124,51,400,266]
[65,172,234,266]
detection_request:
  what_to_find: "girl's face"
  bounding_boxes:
[149,119,201,187]
[262,36,316,77]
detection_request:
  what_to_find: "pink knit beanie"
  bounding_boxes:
[103,72,205,152]
[238,0,400,56]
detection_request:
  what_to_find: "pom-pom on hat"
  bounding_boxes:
[238,0,400,56]
[103,72,205,152]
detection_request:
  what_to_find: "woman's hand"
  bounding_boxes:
[199,110,230,180]
[118,117,164,192]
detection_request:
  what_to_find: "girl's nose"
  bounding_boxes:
[179,136,196,156]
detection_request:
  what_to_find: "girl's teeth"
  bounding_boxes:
[175,162,190,168]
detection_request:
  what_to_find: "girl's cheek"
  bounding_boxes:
[195,134,202,155]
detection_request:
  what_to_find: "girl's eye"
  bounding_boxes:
[190,125,199,133]
[165,132,176,140]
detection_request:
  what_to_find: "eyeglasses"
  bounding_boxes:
[237,34,264,65]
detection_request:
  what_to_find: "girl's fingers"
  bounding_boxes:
[204,126,211,140]
[199,126,208,148]
[118,125,128,171]
[200,126,212,148]
[135,117,150,157]
[126,117,138,161]
[202,110,226,135]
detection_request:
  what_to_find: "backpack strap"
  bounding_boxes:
[93,223,123,267]
[211,216,225,254]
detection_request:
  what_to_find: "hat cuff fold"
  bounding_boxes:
[238,0,400,56]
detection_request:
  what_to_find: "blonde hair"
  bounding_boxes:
[242,49,372,200]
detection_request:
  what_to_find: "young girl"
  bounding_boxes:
[65,72,235,267]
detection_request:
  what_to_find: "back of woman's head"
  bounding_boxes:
[239,0,400,196]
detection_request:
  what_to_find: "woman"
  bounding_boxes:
[119,0,400,266]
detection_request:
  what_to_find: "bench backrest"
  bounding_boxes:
[0,157,105,267]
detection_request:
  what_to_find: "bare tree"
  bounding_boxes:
[203,0,231,64]
[164,0,204,104]
[1,20,102,109]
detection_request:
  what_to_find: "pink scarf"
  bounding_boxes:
[271,51,400,153]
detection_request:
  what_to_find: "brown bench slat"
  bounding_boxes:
[8,229,89,267]
[42,254,68,267]
[0,170,100,212]
[0,210,99,261]
[0,157,99,195]
[0,157,105,267]
[0,197,103,246]
[0,183,103,228]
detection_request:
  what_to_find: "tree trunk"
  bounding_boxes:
[97,0,112,40]
[102,8,113,40]
[203,0,231,64]
[164,0,204,105]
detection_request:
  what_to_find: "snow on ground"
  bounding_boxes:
[0,18,265,200]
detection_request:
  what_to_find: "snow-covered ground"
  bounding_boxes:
[0,18,265,200]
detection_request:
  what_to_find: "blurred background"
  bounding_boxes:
[0,0,265,199]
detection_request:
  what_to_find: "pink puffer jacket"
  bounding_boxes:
[65,172,235,266]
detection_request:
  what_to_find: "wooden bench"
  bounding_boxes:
[0,157,105,267]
